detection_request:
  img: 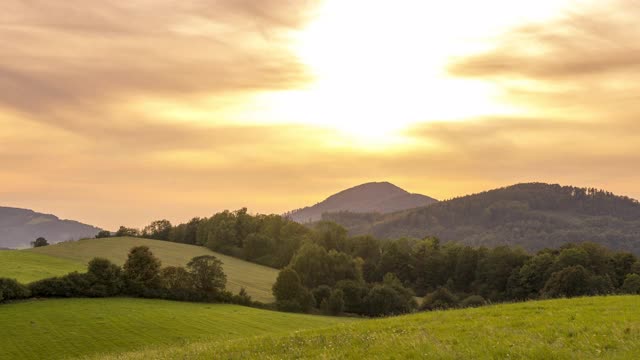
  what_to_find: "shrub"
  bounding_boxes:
[0,278,30,301]
[232,288,253,306]
[460,295,486,308]
[364,284,412,317]
[621,274,640,294]
[421,287,459,311]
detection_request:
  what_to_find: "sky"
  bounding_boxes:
[1,0,639,230]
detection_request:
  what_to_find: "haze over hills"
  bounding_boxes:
[0,207,102,249]
[286,182,438,223]
[322,183,640,254]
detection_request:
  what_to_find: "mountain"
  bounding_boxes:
[0,207,102,249]
[322,183,640,254]
[286,182,438,223]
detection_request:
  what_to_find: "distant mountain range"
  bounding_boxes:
[322,183,640,254]
[286,182,438,223]
[0,207,102,249]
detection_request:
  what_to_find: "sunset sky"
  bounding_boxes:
[1,0,639,230]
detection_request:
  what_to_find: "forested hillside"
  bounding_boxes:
[0,207,101,248]
[323,183,640,254]
[286,182,437,223]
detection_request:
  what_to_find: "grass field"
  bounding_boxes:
[92,296,640,360]
[0,298,355,360]
[0,250,85,283]
[28,237,278,302]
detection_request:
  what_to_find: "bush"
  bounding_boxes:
[364,284,412,317]
[621,274,640,294]
[460,295,486,308]
[0,278,30,301]
[232,288,253,306]
[160,266,196,301]
[421,287,458,311]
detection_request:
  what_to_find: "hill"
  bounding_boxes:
[0,298,355,360]
[323,183,640,254]
[0,251,85,283]
[92,296,640,359]
[27,237,279,302]
[0,206,101,249]
[287,182,437,223]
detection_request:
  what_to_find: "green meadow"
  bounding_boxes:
[0,298,355,360]
[0,250,85,283]
[92,296,640,360]
[27,237,279,302]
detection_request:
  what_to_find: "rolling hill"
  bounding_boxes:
[287,182,437,223]
[25,237,279,302]
[0,251,85,283]
[91,296,640,359]
[0,298,355,360]
[0,206,101,249]
[323,183,640,254]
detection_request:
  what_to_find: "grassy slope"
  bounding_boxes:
[0,298,355,360]
[28,237,278,302]
[0,250,85,283]
[95,296,640,360]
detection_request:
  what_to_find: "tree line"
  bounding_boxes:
[105,210,640,317]
[0,246,254,306]
[323,183,640,254]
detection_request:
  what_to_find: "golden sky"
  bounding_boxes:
[1,0,639,229]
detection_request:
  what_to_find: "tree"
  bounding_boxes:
[86,258,123,296]
[243,233,274,261]
[327,289,345,315]
[143,220,172,240]
[187,255,227,295]
[31,237,49,248]
[542,265,592,298]
[363,284,412,317]
[160,266,195,300]
[312,285,332,308]
[95,230,111,239]
[273,268,304,302]
[122,246,162,295]
[272,268,314,312]
[621,274,640,294]
[115,226,139,237]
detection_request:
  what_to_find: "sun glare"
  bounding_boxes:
[257,0,577,144]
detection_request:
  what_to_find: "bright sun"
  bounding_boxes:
[254,0,574,143]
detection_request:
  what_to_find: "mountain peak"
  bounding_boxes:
[287,182,437,223]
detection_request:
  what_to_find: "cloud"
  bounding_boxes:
[0,0,318,122]
[449,1,640,80]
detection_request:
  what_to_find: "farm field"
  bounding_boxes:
[27,237,278,302]
[0,298,355,360]
[93,296,640,360]
[0,250,85,283]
